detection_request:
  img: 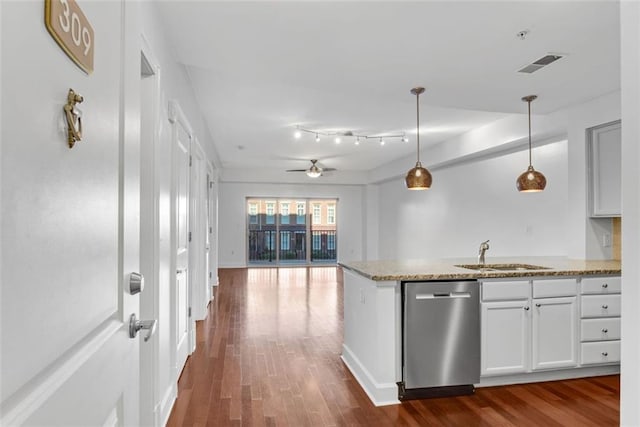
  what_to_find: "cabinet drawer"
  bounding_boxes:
[581,318,621,341]
[482,281,529,301]
[582,276,621,294]
[581,294,621,317]
[581,341,620,365]
[532,279,577,298]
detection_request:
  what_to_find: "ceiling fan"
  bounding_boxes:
[286,159,336,178]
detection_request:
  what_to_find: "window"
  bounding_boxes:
[249,203,258,224]
[280,202,290,224]
[327,204,335,225]
[327,234,336,250]
[296,202,306,224]
[266,202,275,224]
[265,232,275,249]
[312,234,321,250]
[280,231,290,250]
[312,204,321,224]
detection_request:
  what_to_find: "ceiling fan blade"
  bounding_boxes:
[285,169,307,172]
[322,168,337,172]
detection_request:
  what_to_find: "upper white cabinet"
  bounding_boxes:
[588,120,621,217]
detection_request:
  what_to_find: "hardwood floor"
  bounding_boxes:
[166,267,620,426]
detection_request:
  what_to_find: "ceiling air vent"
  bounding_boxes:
[518,54,564,74]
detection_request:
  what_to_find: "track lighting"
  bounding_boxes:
[293,126,407,146]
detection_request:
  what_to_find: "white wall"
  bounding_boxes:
[565,91,621,259]
[138,3,219,425]
[377,141,569,260]
[140,3,218,167]
[218,182,365,267]
[620,1,640,424]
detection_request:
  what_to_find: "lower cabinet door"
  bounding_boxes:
[481,300,529,376]
[532,296,578,370]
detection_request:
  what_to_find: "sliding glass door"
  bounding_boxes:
[247,198,337,265]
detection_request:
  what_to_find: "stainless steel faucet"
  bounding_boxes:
[478,240,490,265]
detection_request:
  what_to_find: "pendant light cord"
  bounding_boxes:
[527,98,532,167]
[416,91,421,164]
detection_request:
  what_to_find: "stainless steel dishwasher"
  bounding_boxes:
[399,280,480,399]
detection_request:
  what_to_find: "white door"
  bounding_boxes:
[481,301,530,376]
[170,103,191,378]
[532,296,578,370]
[1,1,142,425]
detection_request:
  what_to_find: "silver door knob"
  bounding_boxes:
[129,313,157,342]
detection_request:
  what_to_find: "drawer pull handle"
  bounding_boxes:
[602,304,609,309]
[602,352,608,357]
[523,306,530,311]
[602,328,609,333]
[535,303,541,308]
[602,283,609,288]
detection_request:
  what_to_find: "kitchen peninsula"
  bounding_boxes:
[339,257,621,406]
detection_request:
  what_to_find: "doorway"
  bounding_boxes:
[247,198,338,266]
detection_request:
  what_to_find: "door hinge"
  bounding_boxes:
[188,231,192,242]
[189,155,192,167]
[209,227,212,234]
[209,181,213,188]
[209,272,212,279]
[188,307,192,317]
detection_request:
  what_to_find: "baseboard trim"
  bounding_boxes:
[478,364,620,387]
[341,345,400,406]
[157,383,177,427]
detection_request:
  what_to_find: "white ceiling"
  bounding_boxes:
[155,1,620,173]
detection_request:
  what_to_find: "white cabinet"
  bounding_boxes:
[531,296,578,370]
[481,278,579,376]
[481,300,529,376]
[580,275,621,365]
[588,120,621,217]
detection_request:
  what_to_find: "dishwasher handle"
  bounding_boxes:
[415,292,472,300]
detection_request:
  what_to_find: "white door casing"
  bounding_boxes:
[1,1,142,425]
[139,34,165,426]
[168,101,192,380]
[190,139,209,321]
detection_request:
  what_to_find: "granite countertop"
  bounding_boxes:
[338,257,621,281]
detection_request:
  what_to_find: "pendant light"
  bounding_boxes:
[516,95,546,192]
[405,87,432,190]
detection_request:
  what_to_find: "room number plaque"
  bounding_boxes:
[45,0,94,74]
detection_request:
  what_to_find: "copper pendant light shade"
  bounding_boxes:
[517,95,546,192]
[405,87,432,190]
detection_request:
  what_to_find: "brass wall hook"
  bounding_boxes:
[64,88,84,148]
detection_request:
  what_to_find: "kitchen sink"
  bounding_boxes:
[455,263,551,271]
